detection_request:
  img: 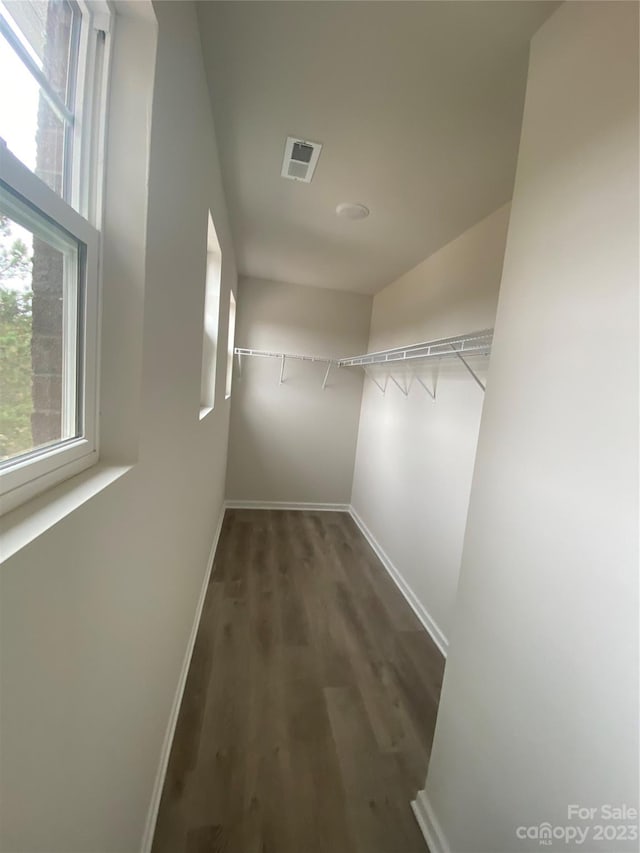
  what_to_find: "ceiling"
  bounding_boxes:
[198,1,558,296]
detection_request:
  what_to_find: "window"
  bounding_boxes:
[0,1,111,514]
[225,291,236,400]
[200,212,221,418]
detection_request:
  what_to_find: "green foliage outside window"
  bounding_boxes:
[0,214,33,461]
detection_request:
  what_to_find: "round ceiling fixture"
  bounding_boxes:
[336,202,370,220]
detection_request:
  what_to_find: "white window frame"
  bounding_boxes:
[73,0,113,223]
[0,1,112,515]
[199,211,222,419]
[225,290,236,400]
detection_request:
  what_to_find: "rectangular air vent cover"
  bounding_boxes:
[281,136,322,183]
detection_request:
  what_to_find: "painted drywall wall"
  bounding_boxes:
[0,2,237,851]
[350,204,510,649]
[418,3,639,851]
[225,277,371,505]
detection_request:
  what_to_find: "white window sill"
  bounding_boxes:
[0,462,133,562]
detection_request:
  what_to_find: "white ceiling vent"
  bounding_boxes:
[281,136,322,183]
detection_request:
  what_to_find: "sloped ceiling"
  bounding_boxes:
[198,1,558,295]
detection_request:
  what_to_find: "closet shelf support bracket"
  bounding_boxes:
[322,362,332,390]
[365,368,388,394]
[390,375,409,396]
[414,375,436,400]
[449,345,486,392]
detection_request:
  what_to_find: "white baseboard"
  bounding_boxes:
[411,790,451,853]
[225,499,350,512]
[140,505,226,853]
[348,506,448,657]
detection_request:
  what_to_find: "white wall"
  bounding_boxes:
[225,276,371,505]
[351,204,510,650]
[417,3,639,851]
[0,2,237,851]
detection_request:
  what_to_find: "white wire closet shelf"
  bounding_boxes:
[234,328,493,393]
[337,329,493,393]
[234,348,336,387]
[234,348,334,365]
[337,329,493,367]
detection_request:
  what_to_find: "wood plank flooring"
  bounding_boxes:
[152,509,445,853]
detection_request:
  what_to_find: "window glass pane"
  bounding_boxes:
[1,1,77,105]
[0,31,40,172]
[0,183,81,465]
[35,95,66,195]
[0,0,78,196]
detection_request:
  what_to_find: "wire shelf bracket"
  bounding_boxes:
[413,375,436,400]
[322,362,332,390]
[448,344,486,392]
[389,375,409,396]
[363,367,388,393]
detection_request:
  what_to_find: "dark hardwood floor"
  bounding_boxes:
[152,509,445,853]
